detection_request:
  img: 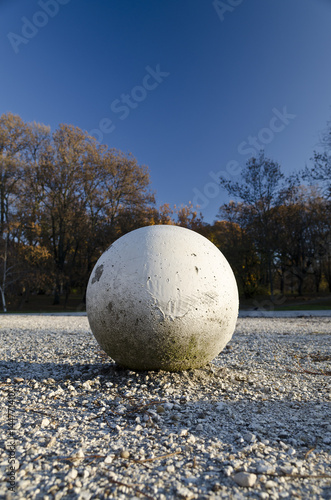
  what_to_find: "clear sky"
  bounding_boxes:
[1,0,331,223]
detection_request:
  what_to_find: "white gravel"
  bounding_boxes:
[0,315,330,500]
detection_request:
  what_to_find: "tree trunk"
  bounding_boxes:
[326,256,331,292]
[297,274,303,296]
[0,286,7,312]
[280,273,284,295]
[18,287,30,310]
[268,255,274,300]
[64,284,70,309]
[314,269,321,293]
[53,276,61,305]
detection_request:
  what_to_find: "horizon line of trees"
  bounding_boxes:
[1,112,330,311]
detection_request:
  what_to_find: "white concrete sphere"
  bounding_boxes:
[86,225,239,371]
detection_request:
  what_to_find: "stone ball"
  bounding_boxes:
[86,225,239,371]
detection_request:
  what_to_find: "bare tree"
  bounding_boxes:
[302,117,331,199]
[219,151,292,298]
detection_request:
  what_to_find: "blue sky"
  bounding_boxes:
[1,0,331,223]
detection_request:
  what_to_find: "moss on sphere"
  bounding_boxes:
[86,225,239,371]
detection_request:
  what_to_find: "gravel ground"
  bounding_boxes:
[0,315,330,500]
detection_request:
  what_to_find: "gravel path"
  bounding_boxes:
[0,315,330,500]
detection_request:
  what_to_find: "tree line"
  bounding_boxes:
[0,112,330,310]
[0,113,203,311]
[209,147,330,299]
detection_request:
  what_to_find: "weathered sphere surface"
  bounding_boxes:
[86,225,239,371]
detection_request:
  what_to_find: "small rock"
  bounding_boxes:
[257,463,274,474]
[212,483,222,492]
[66,468,78,481]
[265,480,277,489]
[280,464,295,475]
[196,424,203,431]
[120,450,130,459]
[156,405,165,414]
[14,377,24,383]
[233,472,257,488]
[18,480,31,489]
[104,455,113,464]
[243,432,256,443]
[46,436,57,448]
[323,435,331,444]
[41,418,50,428]
[72,449,85,459]
[176,485,193,498]
[224,466,234,477]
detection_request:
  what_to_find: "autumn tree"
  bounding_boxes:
[219,151,292,298]
[23,124,92,304]
[93,149,154,241]
[275,189,311,295]
[213,203,260,297]
[298,117,331,291]
[174,202,205,232]
[0,113,31,310]
[275,187,329,294]
[21,120,155,306]
[141,203,205,230]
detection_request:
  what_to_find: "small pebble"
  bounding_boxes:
[224,466,234,477]
[265,480,277,489]
[41,418,50,428]
[72,449,85,459]
[243,432,256,443]
[233,472,257,487]
[66,469,78,481]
